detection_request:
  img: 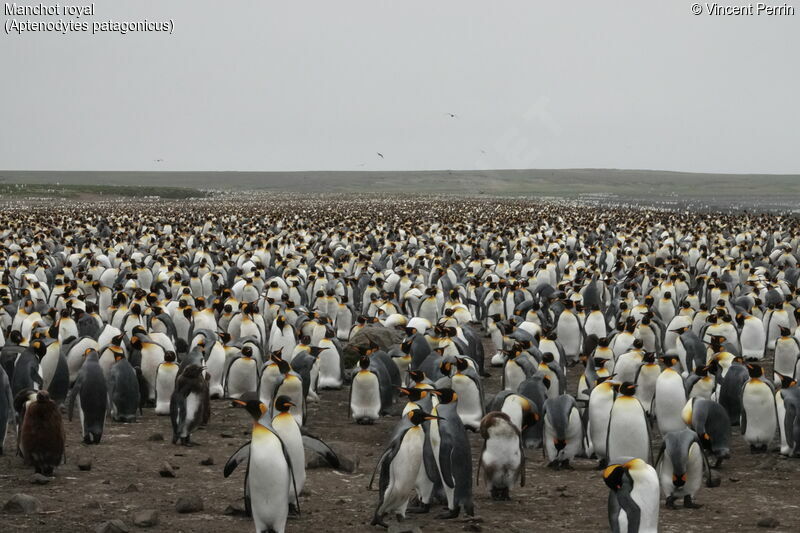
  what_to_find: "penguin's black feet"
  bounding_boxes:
[395,513,404,522]
[666,496,678,510]
[560,460,574,470]
[437,508,460,519]
[684,496,702,509]
[407,502,430,514]
[750,444,767,454]
[712,457,725,469]
[596,458,608,470]
[370,514,389,528]
[288,503,299,518]
[480,371,491,378]
[357,418,375,425]
[547,460,559,470]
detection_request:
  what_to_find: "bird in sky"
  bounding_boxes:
[377,152,384,159]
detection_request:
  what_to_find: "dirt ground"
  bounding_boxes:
[2,337,799,533]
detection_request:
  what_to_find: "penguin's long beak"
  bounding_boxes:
[424,415,444,421]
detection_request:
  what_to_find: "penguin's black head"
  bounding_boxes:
[431,388,457,404]
[273,395,295,413]
[454,357,469,372]
[779,326,791,337]
[35,390,51,403]
[660,354,679,368]
[746,363,763,379]
[407,408,442,426]
[181,364,203,379]
[398,387,427,402]
[408,370,425,383]
[542,352,555,364]
[164,351,177,363]
[232,398,267,420]
[776,372,797,389]
[618,382,637,396]
[308,346,328,356]
[603,464,627,491]
[358,356,371,370]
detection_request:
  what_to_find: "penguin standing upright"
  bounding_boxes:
[542,394,584,470]
[170,364,210,446]
[67,349,108,444]
[654,355,687,436]
[224,347,259,400]
[450,357,484,431]
[656,428,717,509]
[740,364,777,453]
[350,356,384,424]
[603,458,660,533]
[271,395,305,515]
[588,376,615,467]
[429,388,475,519]
[479,411,525,501]
[20,390,65,475]
[607,382,652,464]
[107,353,140,422]
[372,408,441,528]
[225,399,297,533]
[155,351,179,416]
[0,365,14,455]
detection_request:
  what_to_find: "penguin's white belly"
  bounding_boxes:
[141,350,164,400]
[556,317,581,356]
[777,393,789,455]
[276,377,304,426]
[588,393,613,458]
[689,378,714,400]
[249,430,290,533]
[503,362,525,392]
[452,374,482,429]
[742,382,777,445]
[351,372,380,420]
[773,344,799,381]
[318,350,342,389]
[607,399,650,462]
[655,374,687,435]
[501,398,524,430]
[544,408,582,461]
[630,474,660,533]
[381,427,424,517]
[741,323,765,359]
[227,361,258,399]
[181,392,200,437]
[273,415,305,501]
[155,365,178,415]
[259,368,282,406]
[205,348,225,398]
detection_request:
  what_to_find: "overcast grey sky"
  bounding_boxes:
[1,1,798,173]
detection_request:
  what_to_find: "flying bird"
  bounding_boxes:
[377,153,384,159]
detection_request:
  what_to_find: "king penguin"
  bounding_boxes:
[543,394,584,470]
[271,395,305,515]
[108,352,140,422]
[654,355,687,436]
[67,349,108,444]
[655,428,718,509]
[607,382,652,464]
[681,397,731,467]
[155,351,180,416]
[372,408,442,528]
[225,399,297,533]
[170,364,210,446]
[740,363,777,453]
[604,458,660,533]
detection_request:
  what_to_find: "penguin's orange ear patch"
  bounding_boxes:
[83,348,93,356]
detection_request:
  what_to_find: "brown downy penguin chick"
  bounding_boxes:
[20,390,65,476]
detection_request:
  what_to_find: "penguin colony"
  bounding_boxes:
[0,195,799,532]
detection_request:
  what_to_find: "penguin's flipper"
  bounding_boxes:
[740,404,747,436]
[475,440,485,485]
[438,435,456,489]
[422,425,438,483]
[301,433,340,469]
[66,376,81,421]
[654,441,666,469]
[223,441,251,477]
[519,437,526,487]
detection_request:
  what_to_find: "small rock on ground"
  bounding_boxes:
[3,493,41,514]
[757,518,780,528]
[133,509,159,527]
[78,457,93,471]
[95,519,129,533]
[31,473,51,485]
[158,463,176,478]
[175,495,204,513]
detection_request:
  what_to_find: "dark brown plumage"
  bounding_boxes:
[20,390,65,476]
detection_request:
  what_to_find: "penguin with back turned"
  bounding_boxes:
[108,351,140,422]
[681,397,732,467]
[170,364,210,446]
[429,387,475,519]
[67,348,108,444]
[478,411,525,501]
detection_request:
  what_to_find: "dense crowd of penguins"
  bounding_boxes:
[1,196,799,533]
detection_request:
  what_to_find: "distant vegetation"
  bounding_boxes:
[0,182,208,199]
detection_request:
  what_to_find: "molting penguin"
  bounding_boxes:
[67,349,108,444]
[478,411,525,501]
[604,458,660,533]
[20,390,65,476]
